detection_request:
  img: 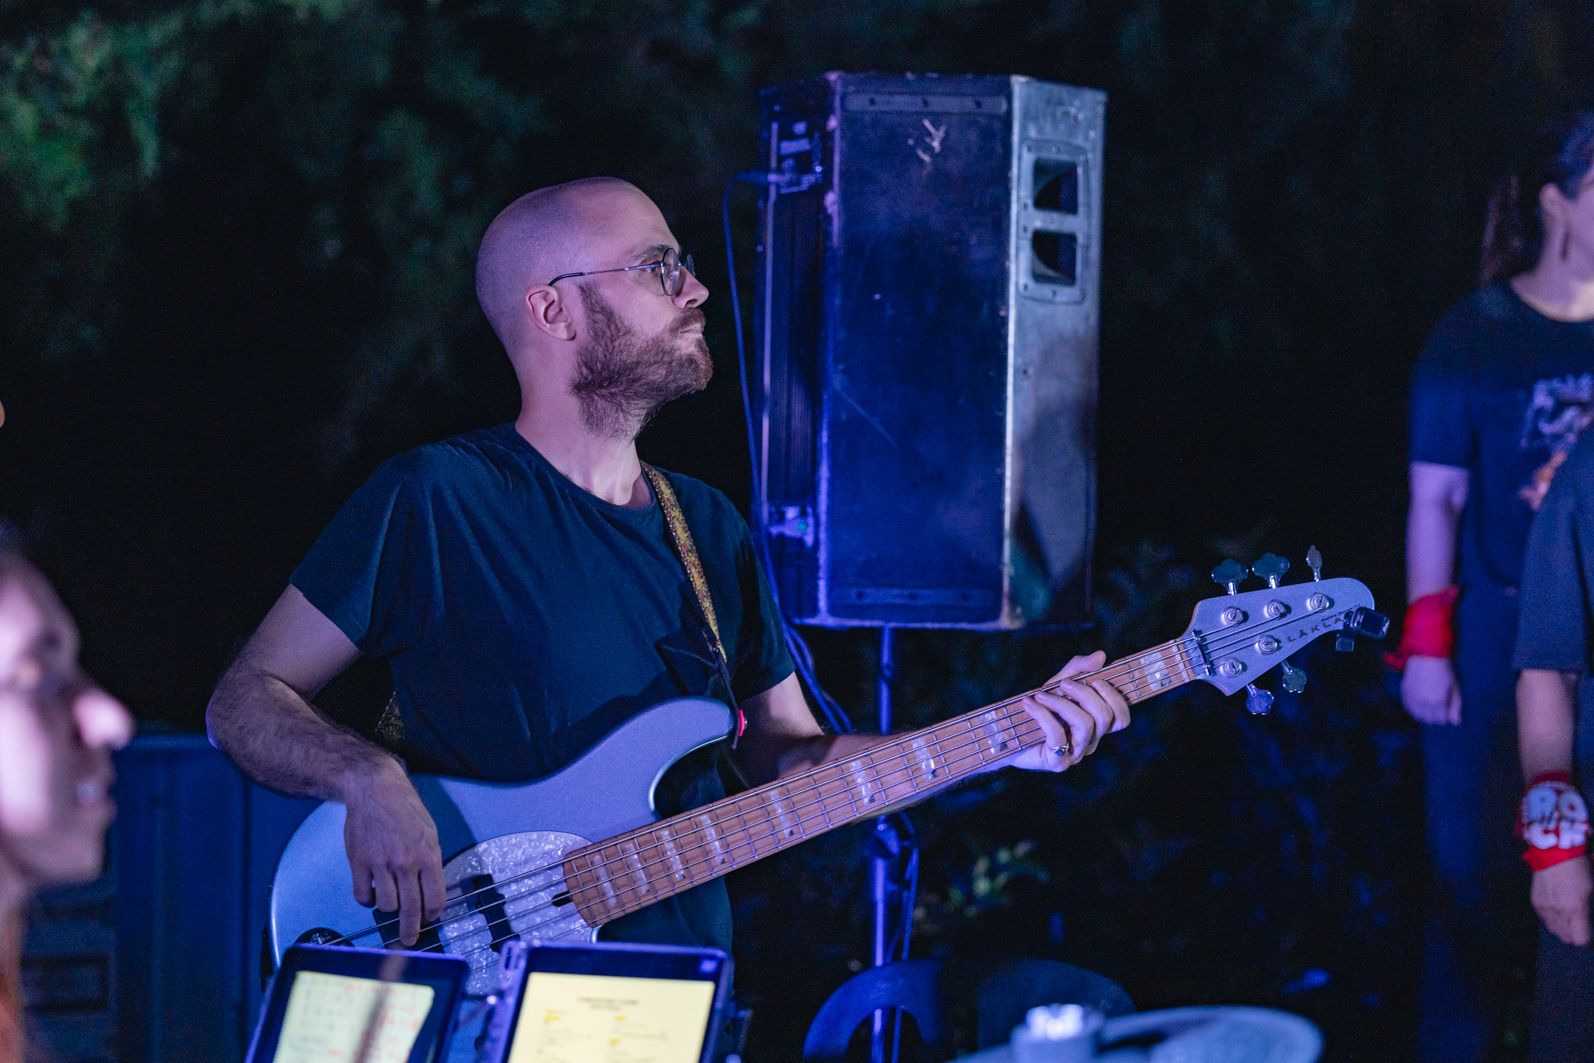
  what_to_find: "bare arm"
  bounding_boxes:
[730,654,1130,786]
[1402,461,1470,725]
[205,586,443,944]
[729,673,878,785]
[206,586,389,797]
[1406,461,1469,601]
[1519,667,1578,784]
[1518,667,1591,946]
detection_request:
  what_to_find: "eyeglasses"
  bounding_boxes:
[547,247,696,297]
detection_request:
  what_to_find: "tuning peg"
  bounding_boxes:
[1306,546,1323,582]
[1280,660,1308,693]
[1348,607,1391,640]
[1245,683,1274,716]
[1211,560,1249,594]
[1252,553,1290,589]
[1336,606,1392,652]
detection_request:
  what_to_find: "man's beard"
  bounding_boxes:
[570,287,712,439]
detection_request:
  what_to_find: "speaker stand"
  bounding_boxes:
[869,626,917,1063]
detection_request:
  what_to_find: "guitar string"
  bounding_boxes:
[342,626,1234,950]
[323,641,1197,949]
[467,595,1356,930]
[335,695,1073,952]
[323,643,1185,949]
[438,592,1339,961]
[433,653,1256,968]
[425,709,1101,971]
[331,610,1273,949]
[334,601,1304,951]
[332,601,1352,948]
[349,603,1330,961]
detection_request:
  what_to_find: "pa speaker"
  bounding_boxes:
[754,73,1104,629]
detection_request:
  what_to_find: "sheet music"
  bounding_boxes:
[507,972,714,1063]
[274,970,436,1063]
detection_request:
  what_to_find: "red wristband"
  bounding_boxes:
[1384,586,1458,671]
[1519,771,1591,871]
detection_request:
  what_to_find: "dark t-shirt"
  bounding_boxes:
[1513,432,1594,776]
[291,423,794,948]
[1411,284,1594,590]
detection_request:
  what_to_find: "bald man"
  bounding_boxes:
[206,179,1128,960]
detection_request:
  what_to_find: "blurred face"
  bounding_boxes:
[0,564,131,889]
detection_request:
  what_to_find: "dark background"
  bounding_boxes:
[3,1,1592,1058]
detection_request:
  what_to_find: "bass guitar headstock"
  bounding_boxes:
[1184,547,1388,713]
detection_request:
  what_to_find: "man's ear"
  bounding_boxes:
[525,286,577,341]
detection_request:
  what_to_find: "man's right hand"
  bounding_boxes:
[1401,655,1462,725]
[340,757,447,947]
[1532,857,1593,946]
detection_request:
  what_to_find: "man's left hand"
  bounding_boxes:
[1009,651,1130,773]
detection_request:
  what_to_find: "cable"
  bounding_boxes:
[721,171,923,1063]
[720,175,854,735]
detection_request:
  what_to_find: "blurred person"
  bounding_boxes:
[0,541,133,1062]
[1515,431,1594,1062]
[1394,111,1594,1061]
[206,177,1130,969]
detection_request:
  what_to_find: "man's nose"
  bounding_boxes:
[675,266,709,309]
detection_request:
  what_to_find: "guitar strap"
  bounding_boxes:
[371,463,747,751]
[641,463,747,745]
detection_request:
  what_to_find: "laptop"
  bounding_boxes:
[246,944,469,1063]
[479,940,733,1063]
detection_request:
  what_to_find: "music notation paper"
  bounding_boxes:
[274,970,436,1063]
[507,972,714,1063]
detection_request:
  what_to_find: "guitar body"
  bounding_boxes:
[268,697,734,993]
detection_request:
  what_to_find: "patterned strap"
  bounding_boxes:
[643,464,728,666]
[643,464,745,742]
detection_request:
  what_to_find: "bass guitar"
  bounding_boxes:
[268,558,1384,993]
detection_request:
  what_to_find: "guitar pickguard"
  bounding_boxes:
[437,830,595,993]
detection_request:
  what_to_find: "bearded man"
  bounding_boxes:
[205,178,1128,967]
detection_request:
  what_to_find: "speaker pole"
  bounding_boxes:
[869,626,913,1063]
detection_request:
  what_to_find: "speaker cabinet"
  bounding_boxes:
[755,73,1104,629]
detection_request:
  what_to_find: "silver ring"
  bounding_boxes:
[1049,743,1070,758]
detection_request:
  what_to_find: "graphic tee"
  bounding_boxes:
[1410,283,1594,590]
[291,423,794,949]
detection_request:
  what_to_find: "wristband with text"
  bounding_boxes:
[1519,771,1591,871]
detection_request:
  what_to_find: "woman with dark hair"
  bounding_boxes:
[0,545,131,1062]
[1394,110,1594,1062]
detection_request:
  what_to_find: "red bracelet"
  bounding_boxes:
[1519,771,1591,871]
[1384,586,1458,671]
